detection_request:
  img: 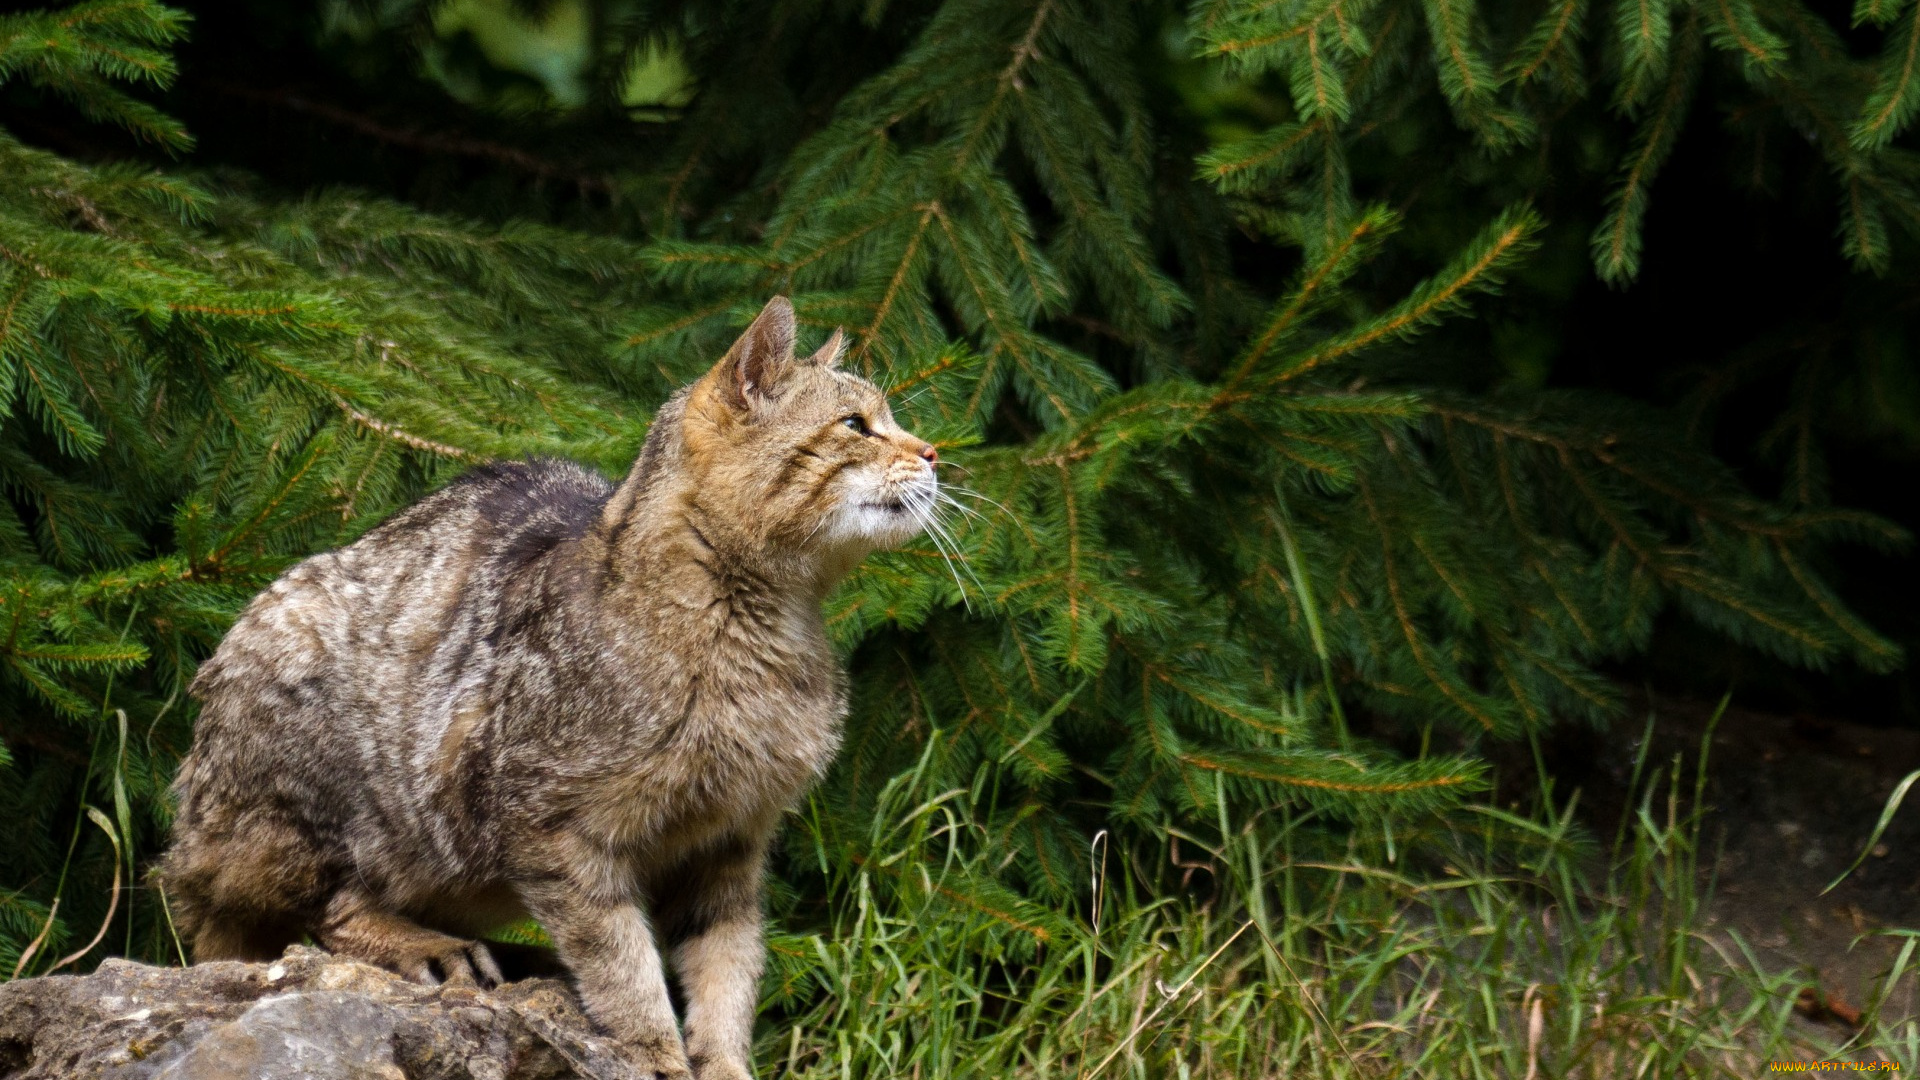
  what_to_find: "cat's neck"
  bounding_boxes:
[594,472,835,662]
[604,400,841,590]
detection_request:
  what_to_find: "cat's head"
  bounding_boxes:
[679,297,938,560]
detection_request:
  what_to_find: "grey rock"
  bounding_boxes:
[0,946,643,1080]
[154,992,405,1080]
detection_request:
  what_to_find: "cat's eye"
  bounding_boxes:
[840,415,872,435]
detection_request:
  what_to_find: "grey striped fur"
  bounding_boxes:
[162,298,938,1080]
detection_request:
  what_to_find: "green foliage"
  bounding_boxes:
[0,1,192,151]
[755,727,1917,1076]
[0,0,1907,1000]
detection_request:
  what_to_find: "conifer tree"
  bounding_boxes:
[0,0,1906,975]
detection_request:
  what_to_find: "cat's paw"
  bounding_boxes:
[396,936,505,989]
[622,1035,695,1080]
[689,1058,753,1080]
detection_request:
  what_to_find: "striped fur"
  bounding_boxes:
[161,298,937,1080]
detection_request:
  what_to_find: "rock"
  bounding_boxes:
[0,946,645,1080]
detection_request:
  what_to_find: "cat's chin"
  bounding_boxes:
[850,502,926,548]
[810,499,927,555]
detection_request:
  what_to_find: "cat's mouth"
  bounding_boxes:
[833,487,932,550]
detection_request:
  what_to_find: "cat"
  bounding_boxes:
[161,297,940,1080]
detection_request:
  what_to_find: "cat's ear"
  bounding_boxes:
[803,328,848,369]
[716,296,797,412]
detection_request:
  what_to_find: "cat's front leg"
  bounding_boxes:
[519,861,690,1080]
[663,842,768,1080]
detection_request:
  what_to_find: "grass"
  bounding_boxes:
[8,695,1916,1077]
[757,724,1919,1078]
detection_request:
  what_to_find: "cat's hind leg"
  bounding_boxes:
[162,810,329,963]
[187,915,303,962]
[316,888,505,988]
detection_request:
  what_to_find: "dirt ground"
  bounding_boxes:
[1503,691,1920,1036]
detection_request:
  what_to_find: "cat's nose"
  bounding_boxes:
[917,442,938,465]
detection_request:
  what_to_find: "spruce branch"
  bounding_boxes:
[1250,204,1541,387]
[1593,16,1700,283]
[1506,0,1588,89]
[1852,6,1920,150]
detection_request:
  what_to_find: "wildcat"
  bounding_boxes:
[161,297,939,1080]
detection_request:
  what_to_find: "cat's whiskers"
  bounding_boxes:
[934,482,1015,522]
[906,486,981,608]
[931,489,988,525]
[928,530,979,609]
[917,483,989,559]
[910,505,969,608]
